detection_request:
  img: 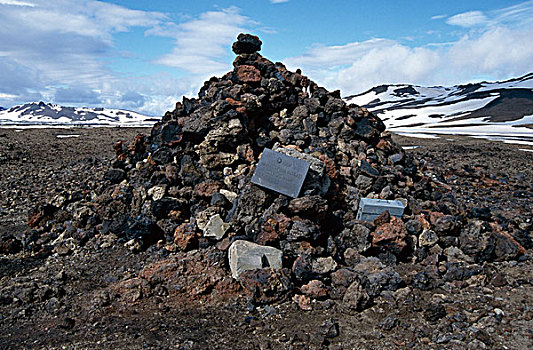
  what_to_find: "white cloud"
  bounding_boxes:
[449,26,533,76]
[431,14,447,20]
[99,73,200,116]
[0,0,34,7]
[281,1,533,96]
[0,0,166,86]
[447,1,533,28]
[55,86,101,104]
[493,0,533,26]
[0,0,184,114]
[0,2,258,115]
[446,11,488,27]
[286,39,397,68]
[0,92,18,100]
[152,7,252,76]
[284,22,533,96]
[286,41,443,95]
[270,0,289,3]
[0,57,44,94]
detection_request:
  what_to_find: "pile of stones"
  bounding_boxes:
[21,34,526,308]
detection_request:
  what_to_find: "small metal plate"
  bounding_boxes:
[251,148,310,198]
[356,198,405,222]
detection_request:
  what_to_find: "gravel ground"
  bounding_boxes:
[0,128,532,349]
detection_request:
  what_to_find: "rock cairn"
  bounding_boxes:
[22,33,526,307]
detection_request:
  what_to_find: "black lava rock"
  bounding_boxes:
[232,33,262,54]
[424,302,446,322]
[103,168,125,184]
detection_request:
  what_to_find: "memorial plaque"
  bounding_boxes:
[356,198,405,222]
[251,148,310,198]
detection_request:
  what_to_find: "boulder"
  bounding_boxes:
[342,280,372,311]
[228,240,282,279]
[371,216,408,254]
[232,33,262,54]
[301,279,329,299]
[239,268,292,304]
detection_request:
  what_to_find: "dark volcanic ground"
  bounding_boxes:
[0,128,532,349]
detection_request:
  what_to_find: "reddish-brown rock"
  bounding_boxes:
[173,222,199,251]
[320,154,338,180]
[28,204,56,229]
[112,277,151,303]
[256,213,291,245]
[429,211,445,226]
[371,216,408,254]
[239,268,293,304]
[490,223,526,261]
[235,65,261,83]
[236,144,255,162]
[373,210,391,227]
[138,248,241,304]
[376,139,392,152]
[330,268,357,300]
[194,181,222,197]
[301,279,329,299]
[293,294,312,311]
[415,214,431,230]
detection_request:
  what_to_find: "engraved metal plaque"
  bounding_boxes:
[251,148,310,198]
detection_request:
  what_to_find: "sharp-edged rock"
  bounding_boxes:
[228,240,283,279]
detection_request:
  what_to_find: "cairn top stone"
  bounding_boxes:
[232,33,262,54]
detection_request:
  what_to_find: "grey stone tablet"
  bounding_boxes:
[251,148,310,198]
[356,198,405,222]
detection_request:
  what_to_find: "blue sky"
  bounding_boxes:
[1,0,532,115]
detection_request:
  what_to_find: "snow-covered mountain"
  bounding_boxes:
[346,73,533,140]
[0,102,159,127]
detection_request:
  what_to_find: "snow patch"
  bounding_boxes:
[348,73,533,142]
[0,102,158,127]
[56,134,81,139]
[394,132,440,139]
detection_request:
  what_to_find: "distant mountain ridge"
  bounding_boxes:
[0,101,158,127]
[345,73,533,139]
[3,73,533,136]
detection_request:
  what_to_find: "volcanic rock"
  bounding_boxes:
[232,33,262,54]
[425,302,447,322]
[312,256,338,275]
[103,168,125,184]
[0,234,22,254]
[235,65,262,84]
[228,240,283,278]
[300,280,329,299]
[419,229,438,247]
[292,253,315,282]
[371,216,408,255]
[173,222,199,250]
[19,33,527,312]
[459,220,494,263]
[343,280,372,311]
[202,214,230,240]
[239,268,292,304]
[320,318,339,338]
